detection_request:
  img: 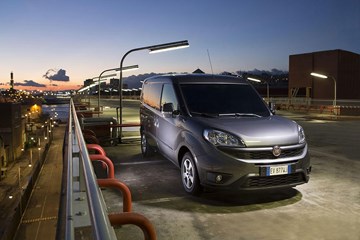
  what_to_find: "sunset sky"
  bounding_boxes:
[0,0,359,90]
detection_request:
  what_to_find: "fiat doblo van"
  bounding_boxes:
[140,74,311,195]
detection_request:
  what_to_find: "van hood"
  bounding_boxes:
[193,115,301,147]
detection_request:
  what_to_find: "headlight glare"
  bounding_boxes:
[204,129,245,147]
[298,125,306,143]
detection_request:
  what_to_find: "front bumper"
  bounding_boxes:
[194,143,311,190]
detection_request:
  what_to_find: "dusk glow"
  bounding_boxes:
[0,0,359,90]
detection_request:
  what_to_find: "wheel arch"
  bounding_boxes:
[178,146,191,167]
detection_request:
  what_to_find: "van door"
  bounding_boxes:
[157,83,182,162]
[140,82,163,147]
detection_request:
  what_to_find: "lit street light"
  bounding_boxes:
[118,40,189,142]
[310,72,337,106]
[247,77,270,102]
[38,147,41,162]
[96,65,139,117]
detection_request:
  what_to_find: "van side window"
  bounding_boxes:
[161,84,179,112]
[142,82,163,110]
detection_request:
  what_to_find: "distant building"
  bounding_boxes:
[289,49,360,100]
[84,79,94,87]
[0,102,24,167]
[110,78,119,88]
[193,68,205,74]
[0,136,6,178]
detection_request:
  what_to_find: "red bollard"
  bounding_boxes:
[83,134,100,144]
[89,154,115,179]
[86,144,106,156]
[108,212,157,240]
[97,178,132,212]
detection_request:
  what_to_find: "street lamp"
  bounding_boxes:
[118,40,189,142]
[247,77,270,102]
[310,72,337,106]
[38,147,41,162]
[96,65,139,117]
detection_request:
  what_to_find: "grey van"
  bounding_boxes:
[140,74,311,195]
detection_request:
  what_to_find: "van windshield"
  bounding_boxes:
[180,83,270,117]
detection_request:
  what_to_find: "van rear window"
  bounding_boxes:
[141,82,163,110]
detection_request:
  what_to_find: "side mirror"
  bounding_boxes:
[268,102,276,114]
[162,103,180,118]
[162,103,174,113]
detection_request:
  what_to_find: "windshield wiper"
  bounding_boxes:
[218,113,262,118]
[190,111,218,118]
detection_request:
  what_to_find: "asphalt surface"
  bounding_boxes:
[97,101,360,240]
[2,98,358,240]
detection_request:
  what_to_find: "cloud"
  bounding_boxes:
[14,80,46,87]
[43,68,70,82]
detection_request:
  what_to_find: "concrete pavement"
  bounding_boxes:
[100,110,360,240]
[2,97,358,239]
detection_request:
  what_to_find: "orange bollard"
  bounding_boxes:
[89,154,115,179]
[83,128,96,137]
[83,134,100,144]
[97,178,132,212]
[86,144,106,156]
[108,212,157,240]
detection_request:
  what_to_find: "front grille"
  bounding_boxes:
[219,146,304,160]
[245,173,305,188]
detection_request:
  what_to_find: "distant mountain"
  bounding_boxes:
[123,69,288,89]
[123,73,159,89]
[236,68,288,76]
[123,72,178,89]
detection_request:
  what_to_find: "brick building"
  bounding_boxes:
[289,49,360,101]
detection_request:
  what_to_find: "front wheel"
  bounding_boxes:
[141,131,154,157]
[181,152,202,195]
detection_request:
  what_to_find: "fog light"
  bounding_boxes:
[207,172,232,184]
[215,174,223,183]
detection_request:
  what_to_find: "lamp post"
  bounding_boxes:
[96,65,139,117]
[118,40,189,142]
[310,72,337,106]
[28,148,33,167]
[38,147,41,162]
[247,77,270,102]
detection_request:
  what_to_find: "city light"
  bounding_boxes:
[310,72,337,106]
[118,40,189,142]
[310,72,328,79]
[247,77,261,82]
[247,77,270,101]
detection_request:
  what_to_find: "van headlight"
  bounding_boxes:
[203,129,245,147]
[298,125,306,143]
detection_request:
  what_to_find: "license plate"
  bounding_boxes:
[267,165,289,176]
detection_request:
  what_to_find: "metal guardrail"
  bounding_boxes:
[270,98,360,115]
[271,97,360,107]
[65,99,116,239]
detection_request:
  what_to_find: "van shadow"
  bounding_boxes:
[138,187,302,214]
[103,144,302,214]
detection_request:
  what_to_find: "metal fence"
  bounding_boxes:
[63,99,116,239]
[271,97,360,107]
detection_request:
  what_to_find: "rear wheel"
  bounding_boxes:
[141,131,154,157]
[181,152,202,195]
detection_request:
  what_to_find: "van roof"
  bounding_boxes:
[144,74,249,84]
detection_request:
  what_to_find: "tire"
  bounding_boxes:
[181,152,202,195]
[141,131,154,157]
